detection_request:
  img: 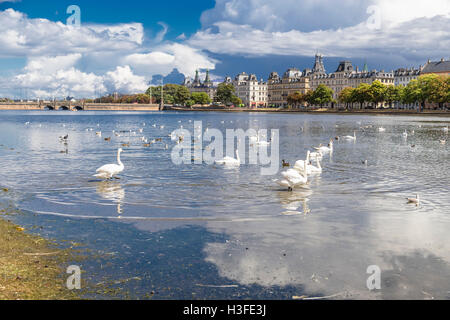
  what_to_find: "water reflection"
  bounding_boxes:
[95,180,125,215]
[0,111,449,299]
[277,189,312,215]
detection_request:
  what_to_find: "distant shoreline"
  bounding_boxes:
[166,107,450,117]
[1,105,449,117]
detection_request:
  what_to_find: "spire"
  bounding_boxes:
[193,69,201,86]
[312,53,326,74]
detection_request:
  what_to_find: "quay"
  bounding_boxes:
[0,101,161,111]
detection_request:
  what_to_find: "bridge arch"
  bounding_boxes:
[44,105,55,110]
[73,106,84,111]
[58,106,69,111]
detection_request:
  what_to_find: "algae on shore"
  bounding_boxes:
[0,215,81,300]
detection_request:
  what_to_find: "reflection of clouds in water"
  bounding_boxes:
[95,181,125,214]
[203,195,450,299]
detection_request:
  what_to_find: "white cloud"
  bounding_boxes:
[123,43,217,78]
[189,0,450,62]
[0,9,218,98]
[104,65,148,94]
[0,9,143,58]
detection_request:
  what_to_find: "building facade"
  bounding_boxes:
[394,68,420,86]
[183,70,217,102]
[232,72,268,107]
[267,68,310,107]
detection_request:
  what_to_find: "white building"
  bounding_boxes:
[232,72,268,107]
[394,68,420,86]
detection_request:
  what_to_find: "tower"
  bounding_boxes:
[312,53,326,74]
[193,69,201,86]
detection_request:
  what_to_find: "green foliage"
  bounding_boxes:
[145,84,190,105]
[287,91,306,107]
[308,84,334,106]
[191,92,212,105]
[216,83,237,104]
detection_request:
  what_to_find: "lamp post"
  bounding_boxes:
[160,79,164,111]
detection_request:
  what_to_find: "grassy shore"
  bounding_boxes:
[0,193,80,300]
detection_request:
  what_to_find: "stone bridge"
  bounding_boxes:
[0,101,162,111]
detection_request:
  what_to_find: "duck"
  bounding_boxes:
[282,160,290,168]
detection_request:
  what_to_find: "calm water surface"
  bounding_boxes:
[0,111,449,299]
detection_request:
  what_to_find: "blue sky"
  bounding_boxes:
[0,0,449,98]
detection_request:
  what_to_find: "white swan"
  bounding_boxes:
[443,126,449,133]
[294,151,311,173]
[276,161,308,191]
[94,148,124,179]
[402,130,408,138]
[315,140,333,153]
[378,127,386,132]
[307,157,322,174]
[406,194,420,205]
[215,149,240,166]
[342,131,356,141]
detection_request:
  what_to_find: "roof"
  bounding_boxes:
[421,60,450,74]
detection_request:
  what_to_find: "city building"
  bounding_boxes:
[267,68,310,107]
[421,58,450,76]
[183,69,217,102]
[232,72,268,107]
[394,68,420,86]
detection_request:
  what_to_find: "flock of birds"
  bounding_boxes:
[273,124,449,206]
[49,120,449,207]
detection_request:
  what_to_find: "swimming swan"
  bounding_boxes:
[215,149,240,166]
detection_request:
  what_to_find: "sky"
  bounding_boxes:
[0,0,449,99]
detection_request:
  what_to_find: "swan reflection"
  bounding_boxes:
[277,188,312,215]
[95,180,125,215]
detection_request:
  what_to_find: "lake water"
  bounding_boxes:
[0,110,449,299]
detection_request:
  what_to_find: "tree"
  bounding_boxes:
[232,96,243,106]
[338,87,354,109]
[369,80,387,108]
[287,91,305,108]
[145,84,190,105]
[402,74,443,112]
[309,84,334,107]
[385,85,403,108]
[216,83,237,105]
[191,92,212,105]
[352,83,372,109]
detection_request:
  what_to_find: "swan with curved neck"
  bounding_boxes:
[277,159,308,191]
[215,148,240,166]
[315,140,333,153]
[94,148,124,179]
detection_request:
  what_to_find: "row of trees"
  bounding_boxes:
[339,74,449,110]
[287,84,335,108]
[287,74,449,110]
